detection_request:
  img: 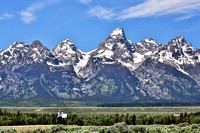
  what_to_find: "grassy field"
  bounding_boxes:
[1,106,200,116]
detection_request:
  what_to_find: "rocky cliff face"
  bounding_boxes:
[0,28,200,102]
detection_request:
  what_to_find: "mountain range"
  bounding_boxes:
[0,28,200,102]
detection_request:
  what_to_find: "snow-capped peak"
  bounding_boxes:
[97,27,130,55]
[51,38,84,67]
[29,40,50,53]
[102,28,128,50]
[27,40,52,63]
[4,42,29,51]
[0,41,30,65]
[168,36,187,47]
[0,42,29,57]
[12,42,28,48]
[110,27,124,36]
[144,37,158,45]
[90,28,136,71]
[152,36,200,75]
[135,37,160,55]
[53,39,77,54]
[179,36,184,41]
[60,39,74,45]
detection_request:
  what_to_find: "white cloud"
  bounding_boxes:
[87,6,116,20]
[20,11,36,24]
[0,13,14,21]
[19,0,61,24]
[176,14,194,21]
[79,0,92,4]
[117,0,200,20]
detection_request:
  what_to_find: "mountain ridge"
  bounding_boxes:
[0,27,200,102]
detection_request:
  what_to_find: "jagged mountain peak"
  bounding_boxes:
[29,40,50,53]
[166,36,191,59]
[52,39,83,66]
[11,41,28,48]
[98,28,130,50]
[30,40,43,48]
[0,42,29,54]
[103,28,127,47]
[147,37,153,40]
[143,37,159,45]
[135,37,160,56]
[24,40,52,64]
[0,41,29,57]
[60,38,74,46]
[89,28,136,72]
[176,36,186,43]
[0,41,30,65]
[152,36,200,76]
[168,36,187,47]
[110,27,125,36]
[53,39,78,54]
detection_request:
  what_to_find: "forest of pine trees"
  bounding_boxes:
[1,109,200,126]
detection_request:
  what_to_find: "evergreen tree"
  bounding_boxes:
[132,114,136,125]
[0,108,3,115]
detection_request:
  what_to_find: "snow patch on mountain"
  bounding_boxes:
[16,44,26,48]
[145,51,153,56]
[117,59,133,68]
[133,52,144,63]
[177,66,189,75]
[95,50,114,59]
[47,61,67,67]
[74,52,91,74]
[105,43,114,50]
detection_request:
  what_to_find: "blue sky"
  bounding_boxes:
[0,0,200,52]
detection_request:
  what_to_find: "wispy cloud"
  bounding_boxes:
[19,0,61,24]
[176,14,194,21]
[87,6,116,20]
[117,0,200,20]
[0,13,14,21]
[79,0,92,5]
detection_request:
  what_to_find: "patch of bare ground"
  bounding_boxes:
[0,125,79,131]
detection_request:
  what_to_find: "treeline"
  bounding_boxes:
[98,102,200,107]
[1,109,200,126]
[2,98,200,107]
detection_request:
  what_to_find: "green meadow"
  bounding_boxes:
[1,106,200,116]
